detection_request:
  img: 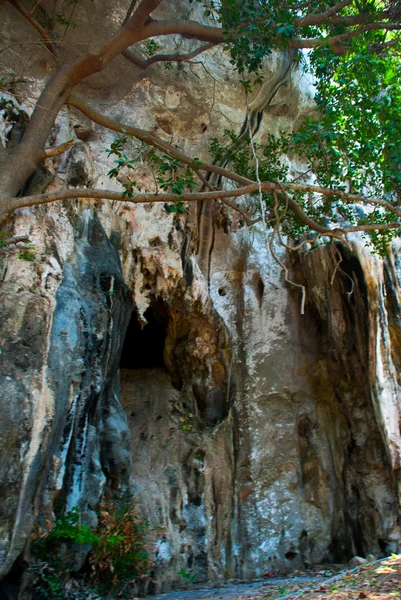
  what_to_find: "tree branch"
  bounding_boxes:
[0,235,30,246]
[291,22,401,49]
[66,94,253,186]
[129,0,164,29]
[66,93,401,229]
[4,0,401,200]
[3,179,400,238]
[143,18,225,43]
[6,0,59,60]
[44,139,74,158]
[122,49,148,68]
[294,0,353,28]
[123,42,216,70]
[295,7,388,28]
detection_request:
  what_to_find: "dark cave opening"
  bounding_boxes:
[120,299,168,369]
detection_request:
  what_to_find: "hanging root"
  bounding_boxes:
[244,91,307,315]
[269,191,306,314]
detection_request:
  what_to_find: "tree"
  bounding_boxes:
[1,0,401,261]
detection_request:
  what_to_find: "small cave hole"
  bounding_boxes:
[285,551,298,560]
[120,299,168,369]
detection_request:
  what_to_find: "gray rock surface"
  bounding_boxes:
[0,0,400,593]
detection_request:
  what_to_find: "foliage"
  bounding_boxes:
[31,501,154,599]
[2,0,401,258]
[178,567,197,583]
[283,34,401,254]
[181,1,401,256]
[144,39,160,57]
[206,29,401,255]
[32,0,80,31]
[89,501,153,592]
[18,245,36,261]
[180,412,194,431]
[106,134,198,212]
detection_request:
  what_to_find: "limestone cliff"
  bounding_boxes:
[0,0,400,595]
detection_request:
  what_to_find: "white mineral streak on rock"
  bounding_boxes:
[55,394,79,491]
[156,539,173,562]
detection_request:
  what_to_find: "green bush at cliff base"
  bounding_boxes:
[31,501,155,598]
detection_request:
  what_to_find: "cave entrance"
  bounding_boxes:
[120,299,168,370]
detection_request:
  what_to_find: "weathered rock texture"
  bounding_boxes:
[0,0,401,594]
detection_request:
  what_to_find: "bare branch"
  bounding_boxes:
[29,0,43,15]
[296,7,389,28]
[122,49,148,69]
[344,222,401,233]
[66,94,253,185]
[3,178,400,238]
[44,139,74,158]
[6,0,59,60]
[2,185,260,215]
[123,42,216,70]
[294,0,353,27]
[1,235,30,246]
[292,23,401,49]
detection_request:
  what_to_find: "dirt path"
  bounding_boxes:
[148,556,401,600]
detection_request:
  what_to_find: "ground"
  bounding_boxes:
[149,556,401,600]
[259,555,401,599]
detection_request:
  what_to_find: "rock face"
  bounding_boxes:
[0,209,133,577]
[0,0,401,593]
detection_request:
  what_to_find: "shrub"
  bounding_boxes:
[31,500,154,598]
[89,501,153,592]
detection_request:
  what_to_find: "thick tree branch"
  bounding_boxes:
[2,185,400,237]
[143,19,225,43]
[129,0,164,29]
[0,235,30,246]
[1,5,170,196]
[122,49,148,69]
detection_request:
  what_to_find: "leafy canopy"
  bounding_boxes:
[180,0,401,255]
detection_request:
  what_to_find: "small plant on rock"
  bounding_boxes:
[31,499,154,598]
[89,500,153,593]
